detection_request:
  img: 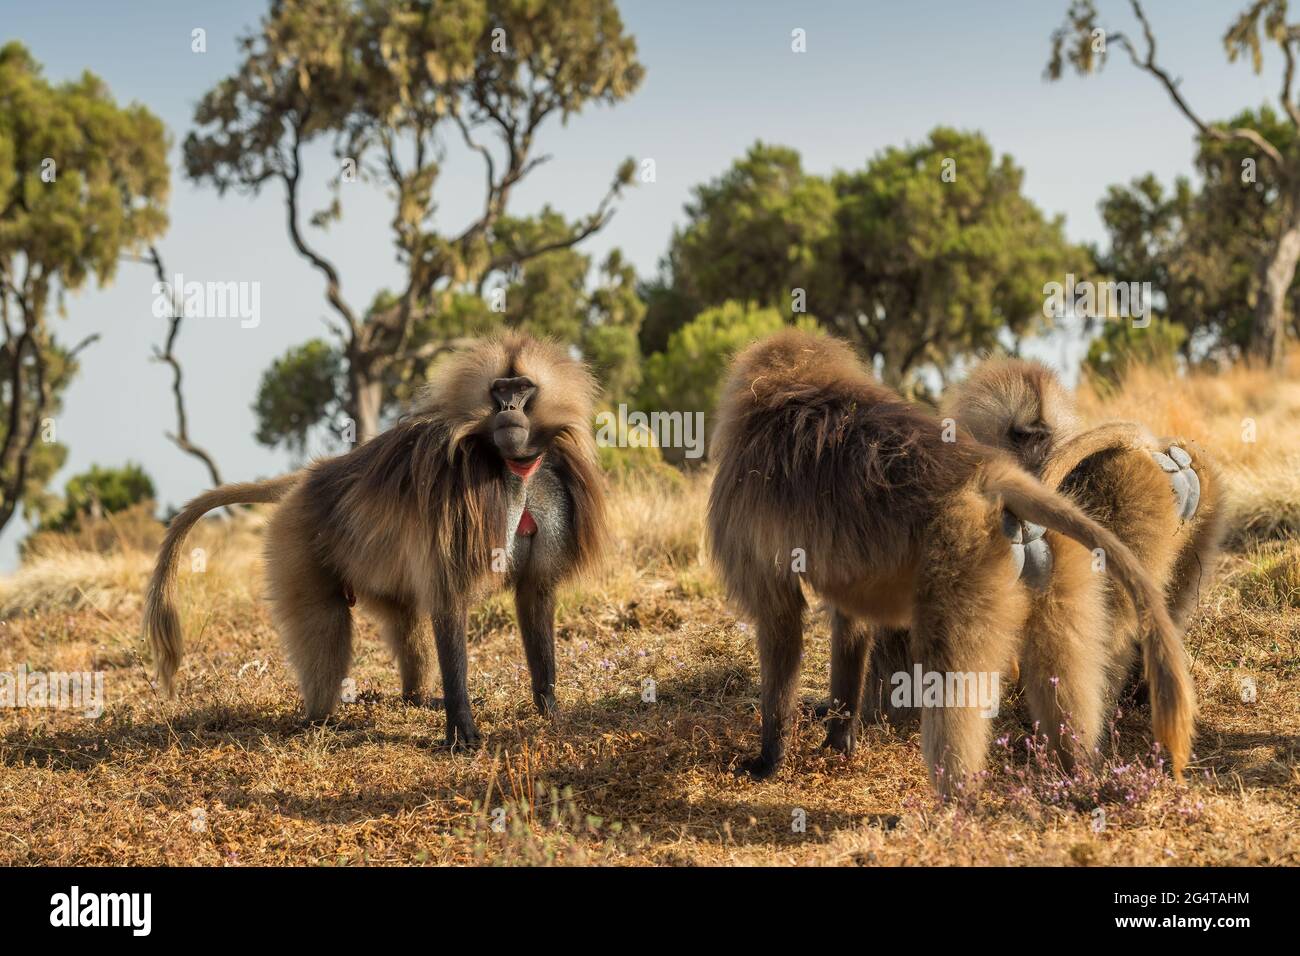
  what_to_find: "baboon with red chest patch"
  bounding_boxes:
[144,334,607,748]
[707,330,1194,795]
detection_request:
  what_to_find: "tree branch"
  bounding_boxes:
[284,124,360,340]
[1112,0,1287,168]
[141,244,228,494]
[1282,26,1300,127]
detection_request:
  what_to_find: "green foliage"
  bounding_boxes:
[253,340,345,455]
[582,250,645,404]
[0,43,168,531]
[1085,315,1188,384]
[1094,107,1300,356]
[835,127,1083,383]
[655,131,1083,389]
[43,463,155,533]
[636,269,696,356]
[0,43,169,298]
[674,143,838,316]
[186,0,643,440]
[638,302,816,417]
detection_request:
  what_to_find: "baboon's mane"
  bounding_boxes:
[303,333,608,596]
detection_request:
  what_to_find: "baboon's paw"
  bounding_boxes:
[804,697,833,719]
[735,754,780,780]
[821,725,857,755]
[533,693,558,717]
[443,721,482,752]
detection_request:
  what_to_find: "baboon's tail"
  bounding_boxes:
[143,474,300,696]
[980,456,1195,779]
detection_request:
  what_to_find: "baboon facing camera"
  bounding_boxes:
[707,330,1194,795]
[144,335,607,748]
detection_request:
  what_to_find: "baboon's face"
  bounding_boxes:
[489,374,544,478]
[1002,405,1054,474]
[945,361,1080,476]
[417,334,597,479]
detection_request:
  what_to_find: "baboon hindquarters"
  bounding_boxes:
[263,507,354,722]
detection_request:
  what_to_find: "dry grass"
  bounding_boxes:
[1077,353,1300,545]
[0,360,1296,866]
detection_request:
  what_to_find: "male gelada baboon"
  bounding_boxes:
[939,358,1225,701]
[707,330,1194,795]
[144,335,607,748]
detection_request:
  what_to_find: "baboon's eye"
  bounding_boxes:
[1009,422,1046,445]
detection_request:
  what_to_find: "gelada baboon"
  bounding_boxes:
[707,330,1194,795]
[144,334,607,748]
[943,357,1225,699]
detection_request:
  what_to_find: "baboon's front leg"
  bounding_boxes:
[432,607,480,750]
[515,580,557,715]
[740,596,805,780]
[824,609,875,754]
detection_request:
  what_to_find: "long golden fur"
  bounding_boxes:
[941,356,1226,705]
[144,334,607,747]
[707,330,1194,795]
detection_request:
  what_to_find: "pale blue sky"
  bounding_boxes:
[0,0,1280,566]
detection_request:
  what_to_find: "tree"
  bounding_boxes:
[672,143,838,319]
[654,133,1082,391]
[1094,109,1300,357]
[252,240,644,455]
[0,43,169,534]
[253,339,346,457]
[1086,314,1187,383]
[43,462,155,533]
[638,302,815,421]
[832,128,1082,387]
[1047,0,1300,367]
[185,0,643,442]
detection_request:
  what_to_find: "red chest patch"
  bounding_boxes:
[516,509,538,537]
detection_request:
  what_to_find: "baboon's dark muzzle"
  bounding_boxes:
[493,409,530,458]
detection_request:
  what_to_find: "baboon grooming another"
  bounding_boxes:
[144,335,607,748]
[944,358,1225,701]
[707,330,1194,794]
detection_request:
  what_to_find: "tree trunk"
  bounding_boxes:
[346,361,383,445]
[1250,220,1300,367]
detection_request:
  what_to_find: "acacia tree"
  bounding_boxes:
[0,43,168,533]
[1048,0,1300,366]
[185,0,643,443]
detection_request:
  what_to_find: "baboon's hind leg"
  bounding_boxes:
[914,499,1028,796]
[276,585,354,723]
[1019,539,1109,769]
[739,579,806,780]
[824,609,876,754]
[263,522,354,722]
[375,601,435,706]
